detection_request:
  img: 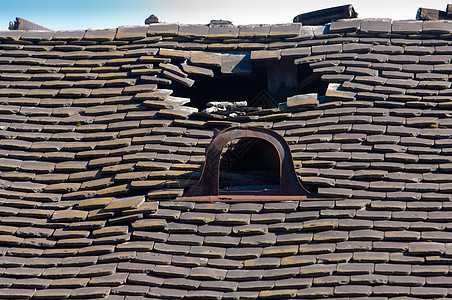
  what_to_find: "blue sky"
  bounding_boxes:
[0,0,154,30]
[0,0,449,31]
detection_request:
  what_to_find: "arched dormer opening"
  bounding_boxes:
[219,137,281,194]
[183,126,309,200]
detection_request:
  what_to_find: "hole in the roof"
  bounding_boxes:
[297,63,329,95]
[171,64,269,110]
[219,137,280,194]
[170,58,327,110]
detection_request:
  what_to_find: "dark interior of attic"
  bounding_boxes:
[171,59,328,110]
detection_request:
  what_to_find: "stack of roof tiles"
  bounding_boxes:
[0,17,452,299]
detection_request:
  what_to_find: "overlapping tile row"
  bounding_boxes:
[271,93,452,201]
[0,32,217,204]
[3,198,452,299]
[1,17,452,299]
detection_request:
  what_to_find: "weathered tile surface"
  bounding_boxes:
[1,12,452,300]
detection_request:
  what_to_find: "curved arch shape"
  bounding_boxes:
[184,125,309,197]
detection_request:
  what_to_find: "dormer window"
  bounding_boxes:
[182,126,309,201]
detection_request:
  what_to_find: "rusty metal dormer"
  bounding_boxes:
[182,125,309,202]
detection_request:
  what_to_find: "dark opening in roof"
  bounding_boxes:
[171,64,268,110]
[171,59,326,110]
[298,63,329,96]
[220,138,280,193]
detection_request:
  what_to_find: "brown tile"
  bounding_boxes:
[78,263,117,277]
[33,289,72,299]
[0,288,35,298]
[13,278,52,289]
[50,278,89,288]
[71,286,111,298]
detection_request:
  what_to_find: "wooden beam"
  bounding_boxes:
[9,17,50,31]
[293,4,358,25]
[416,7,452,20]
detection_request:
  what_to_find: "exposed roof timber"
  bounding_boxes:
[8,17,51,31]
[416,3,452,21]
[416,7,452,20]
[293,4,358,25]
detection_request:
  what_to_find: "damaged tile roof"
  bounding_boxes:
[1,9,452,299]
